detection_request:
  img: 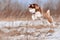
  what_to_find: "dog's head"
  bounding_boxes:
[28,4,42,14]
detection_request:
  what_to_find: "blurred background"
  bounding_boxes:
[0,0,60,21]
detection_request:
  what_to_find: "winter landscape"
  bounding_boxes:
[0,0,60,40]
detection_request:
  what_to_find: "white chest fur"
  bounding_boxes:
[32,11,43,20]
[35,11,42,17]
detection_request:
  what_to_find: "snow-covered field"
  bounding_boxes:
[0,0,60,40]
[0,20,60,40]
[0,19,52,28]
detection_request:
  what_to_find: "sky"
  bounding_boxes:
[0,0,60,10]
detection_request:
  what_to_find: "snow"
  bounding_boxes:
[0,20,60,40]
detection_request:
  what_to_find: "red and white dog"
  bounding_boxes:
[28,4,54,24]
[29,4,55,26]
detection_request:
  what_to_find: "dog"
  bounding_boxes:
[28,4,43,20]
[28,4,54,24]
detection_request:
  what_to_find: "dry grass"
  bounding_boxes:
[0,0,60,22]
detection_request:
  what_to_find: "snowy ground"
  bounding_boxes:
[0,20,60,40]
[0,19,51,28]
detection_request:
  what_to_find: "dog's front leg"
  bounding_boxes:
[32,14,37,20]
